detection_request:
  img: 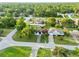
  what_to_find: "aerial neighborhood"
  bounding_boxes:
[0,3,79,57]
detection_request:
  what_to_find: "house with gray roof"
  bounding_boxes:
[48,28,64,36]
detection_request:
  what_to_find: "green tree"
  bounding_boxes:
[73,48,79,56]
[61,18,75,28]
[47,17,56,27]
[16,17,26,31]
[0,16,16,28]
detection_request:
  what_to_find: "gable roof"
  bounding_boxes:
[48,28,64,35]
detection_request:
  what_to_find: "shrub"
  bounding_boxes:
[47,17,56,27]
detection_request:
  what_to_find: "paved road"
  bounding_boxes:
[0,29,17,50]
[0,41,10,50]
[0,16,79,56]
[0,29,79,56]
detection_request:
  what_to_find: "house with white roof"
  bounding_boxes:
[70,30,79,43]
[48,28,64,36]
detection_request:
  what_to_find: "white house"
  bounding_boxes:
[48,28,64,36]
[70,30,79,43]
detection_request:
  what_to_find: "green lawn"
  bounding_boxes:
[0,46,32,57]
[52,47,76,57]
[54,36,78,45]
[0,28,13,37]
[40,34,48,43]
[13,32,49,43]
[37,48,53,57]
[13,32,37,42]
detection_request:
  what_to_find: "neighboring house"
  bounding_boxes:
[24,15,33,22]
[48,28,64,36]
[14,15,32,22]
[40,29,48,34]
[35,29,48,35]
[65,13,74,17]
[32,18,44,24]
[24,17,32,22]
[30,24,45,27]
[70,30,79,41]
[30,18,45,27]
[14,17,32,21]
[72,18,79,25]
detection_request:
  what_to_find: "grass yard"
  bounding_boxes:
[54,36,78,45]
[37,48,53,57]
[13,32,48,43]
[13,32,37,42]
[52,47,76,57]
[0,28,13,37]
[40,34,48,43]
[0,46,32,57]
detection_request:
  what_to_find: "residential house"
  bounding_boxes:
[70,30,79,41]
[48,28,64,36]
